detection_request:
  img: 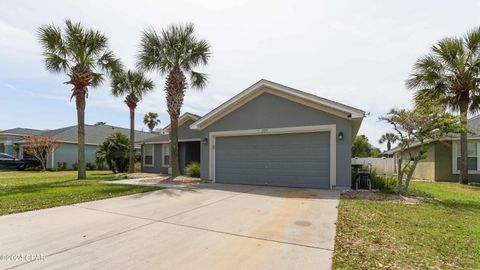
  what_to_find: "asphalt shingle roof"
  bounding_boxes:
[137,134,170,143]
[0,128,43,136]
[20,124,157,145]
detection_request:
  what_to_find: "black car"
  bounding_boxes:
[0,153,40,170]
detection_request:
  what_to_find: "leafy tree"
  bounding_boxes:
[137,23,211,177]
[379,133,398,151]
[111,69,154,173]
[352,135,381,157]
[24,136,59,172]
[380,99,465,194]
[94,122,106,126]
[95,133,130,173]
[143,112,161,132]
[407,26,480,184]
[38,20,122,179]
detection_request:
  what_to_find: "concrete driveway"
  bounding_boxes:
[0,184,340,270]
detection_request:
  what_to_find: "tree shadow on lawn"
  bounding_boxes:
[0,179,136,197]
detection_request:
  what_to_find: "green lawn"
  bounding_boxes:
[0,171,161,216]
[333,181,480,269]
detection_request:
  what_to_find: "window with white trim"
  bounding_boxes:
[453,142,479,172]
[143,145,154,167]
[162,144,170,167]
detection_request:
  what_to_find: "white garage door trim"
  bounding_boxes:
[209,124,337,188]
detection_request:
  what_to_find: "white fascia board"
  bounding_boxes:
[191,80,365,130]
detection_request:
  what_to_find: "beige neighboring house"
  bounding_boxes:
[388,115,480,183]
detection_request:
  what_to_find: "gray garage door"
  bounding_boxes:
[215,132,330,188]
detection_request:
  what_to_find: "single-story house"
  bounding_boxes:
[0,128,43,157]
[139,79,365,189]
[389,115,480,183]
[14,124,157,169]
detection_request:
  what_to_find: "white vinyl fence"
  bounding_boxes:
[352,157,396,175]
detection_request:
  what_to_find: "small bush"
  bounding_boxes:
[186,162,200,177]
[86,162,97,170]
[135,162,141,172]
[370,169,396,191]
[57,162,67,171]
[72,162,78,170]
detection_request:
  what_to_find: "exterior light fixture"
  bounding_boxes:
[202,137,209,144]
[338,131,344,140]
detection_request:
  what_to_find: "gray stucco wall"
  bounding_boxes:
[177,119,201,139]
[141,144,168,173]
[199,92,353,187]
[141,119,201,174]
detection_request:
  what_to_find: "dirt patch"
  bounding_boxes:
[139,175,202,185]
[341,190,431,204]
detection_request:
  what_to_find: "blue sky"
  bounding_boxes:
[1,0,480,149]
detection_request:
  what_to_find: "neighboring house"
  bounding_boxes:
[388,115,480,183]
[138,79,365,189]
[0,128,43,157]
[15,124,158,169]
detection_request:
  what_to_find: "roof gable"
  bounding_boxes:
[190,79,365,130]
[163,112,201,132]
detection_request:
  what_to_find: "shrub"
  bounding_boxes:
[370,169,396,191]
[135,162,141,172]
[47,168,58,172]
[72,162,78,170]
[186,162,200,177]
[86,162,97,170]
[95,133,130,173]
[57,162,67,171]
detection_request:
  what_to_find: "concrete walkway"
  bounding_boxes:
[0,184,340,270]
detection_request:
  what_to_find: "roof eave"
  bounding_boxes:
[190,79,365,131]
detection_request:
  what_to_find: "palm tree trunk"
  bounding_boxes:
[76,93,87,180]
[165,64,186,177]
[459,96,469,185]
[129,107,135,173]
[170,116,180,176]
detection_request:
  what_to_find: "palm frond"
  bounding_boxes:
[111,69,155,101]
[90,72,104,87]
[39,19,121,90]
[96,50,122,75]
[137,22,211,85]
[466,26,480,54]
[189,71,208,89]
[38,24,69,72]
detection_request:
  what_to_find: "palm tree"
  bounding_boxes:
[38,20,122,179]
[137,23,211,177]
[379,133,397,151]
[143,112,161,132]
[112,70,155,173]
[407,27,480,185]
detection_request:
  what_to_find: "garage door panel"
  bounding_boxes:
[215,132,330,188]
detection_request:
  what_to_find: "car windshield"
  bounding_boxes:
[0,153,14,159]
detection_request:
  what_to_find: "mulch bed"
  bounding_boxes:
[117,172,167,179]
[341,190,432,204]
[139,175,202,185]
